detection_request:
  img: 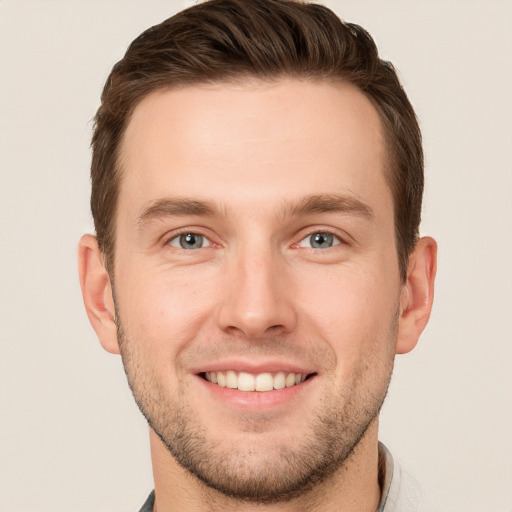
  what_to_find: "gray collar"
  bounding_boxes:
[376,442,395,512]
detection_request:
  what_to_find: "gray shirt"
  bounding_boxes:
[377,443,423,511]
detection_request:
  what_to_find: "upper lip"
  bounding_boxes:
[191,359,316,376]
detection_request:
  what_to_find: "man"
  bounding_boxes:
[78,0,437,510]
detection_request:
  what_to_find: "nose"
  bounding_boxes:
[216,247,297,339]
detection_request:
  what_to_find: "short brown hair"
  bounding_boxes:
[91,0,423,280]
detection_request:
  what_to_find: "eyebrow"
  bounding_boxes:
[136,193,374,228]
[286,194,374,219]
[136,198,219,227]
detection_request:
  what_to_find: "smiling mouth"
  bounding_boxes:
[201,371,315,392]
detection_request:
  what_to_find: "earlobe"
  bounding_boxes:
[78,234,120,354]
[396,236,437,354]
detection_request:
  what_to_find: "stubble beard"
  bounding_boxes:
[116,313,397,504]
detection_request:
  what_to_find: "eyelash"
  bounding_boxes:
[293,230,343,250]
[164,228,347,252]
[164,229,214,250]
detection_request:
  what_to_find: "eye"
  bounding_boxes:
[168,233,211,250]
[297,232,341,249]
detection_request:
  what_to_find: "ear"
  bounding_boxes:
[396,236,437,354]
[78,234,120,354]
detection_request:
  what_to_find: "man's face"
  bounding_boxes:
[113,79,403,500]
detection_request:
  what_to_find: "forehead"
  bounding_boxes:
[118,78,391,220]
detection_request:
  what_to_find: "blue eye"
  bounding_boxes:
[169,233,210,250]
[298,232,340,249]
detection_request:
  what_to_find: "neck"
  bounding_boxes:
[149,420,382,512]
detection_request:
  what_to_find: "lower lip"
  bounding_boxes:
[196,375,316,410]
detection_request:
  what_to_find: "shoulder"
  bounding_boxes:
[138,490,155,512]
[378,443,429,512]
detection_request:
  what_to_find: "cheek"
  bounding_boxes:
[293,264,399,364]
[114,264,220,360]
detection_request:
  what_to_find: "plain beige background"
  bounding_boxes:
[1,1,511,510]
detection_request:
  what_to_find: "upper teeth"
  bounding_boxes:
[204,371,307,392]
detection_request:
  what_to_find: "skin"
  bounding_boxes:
[79,79,437,512]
